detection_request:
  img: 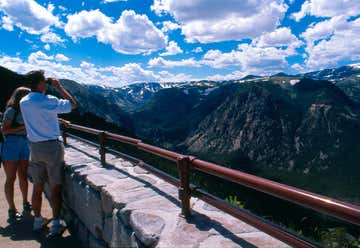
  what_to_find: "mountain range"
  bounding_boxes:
[1,63,360,201]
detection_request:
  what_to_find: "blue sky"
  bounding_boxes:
[0,0,359,86]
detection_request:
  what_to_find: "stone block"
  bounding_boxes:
[134,166,149,175]
[86,174,117,191]
[113,187,158,214]
[89,234,107,248]
[76,219,90,247]
[103,209,135,248]
[101,179,146,215]
[123,195,180,214]
[73,181,104,239]
[130,211,165,247]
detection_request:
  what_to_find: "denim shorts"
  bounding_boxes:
[1,135,30,161]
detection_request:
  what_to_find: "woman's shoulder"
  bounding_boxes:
[3,107,15,120]
[4,107,15,115]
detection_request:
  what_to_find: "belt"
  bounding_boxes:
[5,134,27,137]
[31,139,60,144]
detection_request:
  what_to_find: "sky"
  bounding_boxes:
[0,0,359,87]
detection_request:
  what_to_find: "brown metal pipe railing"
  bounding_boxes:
[191,158,360,226]
[68,123,102,135]
[137,142,184,162]
[194,188,320,248]
[61,121,360,248]
[106,132,141,145]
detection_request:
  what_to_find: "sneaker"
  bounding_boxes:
[33,216,48,231]
[8,209,22,223]
[48,219,66,238]
[23,202,32,215]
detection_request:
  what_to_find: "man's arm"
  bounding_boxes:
[50,79,77,109]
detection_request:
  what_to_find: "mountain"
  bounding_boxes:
[1,64,360,201]
[302,63,360,81]
[0,66,25,109]
[303,64,360,104]
[186,79,360,170]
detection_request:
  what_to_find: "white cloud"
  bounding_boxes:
[64,9,111,40]
[0,0,60,34]
[40,32,64,44]
[149,34,299,75]
[101,63,159,83]
[58,5,67,12]
[148,57,200,68]
[158,71,195,82]
[1,15,13,31]
[44,44,50,51]
[301,16,347,46]
[0,52,163,86]
[192,47,203,53]
[102,0,128,3]
[203,44,294,73]
[64,9,167,55]
[254,27,303,50]
[27,51,69,63]
[55,54,69,62]
[206,70,247,81]
[80,61,95,69]
[152,0,288,43]
[0,52,197,86]
[160,41,183,56]
[28,51,53,63]
[161,21,180,32]
[151,0,170,16]
[47,3,55,13]
[291,63,305,73]
[303,17,360,69]
[292,0,360,21]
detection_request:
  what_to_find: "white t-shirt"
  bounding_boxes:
[20,92,72,142]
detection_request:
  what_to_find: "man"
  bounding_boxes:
[20,70,76,236]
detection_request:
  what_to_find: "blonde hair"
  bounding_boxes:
[6,87,31,111]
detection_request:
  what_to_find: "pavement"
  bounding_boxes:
[0,162,82,248]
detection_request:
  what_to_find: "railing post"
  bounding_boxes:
[177,156,191,219]
[99,131,106,165]
[62,126,67,146]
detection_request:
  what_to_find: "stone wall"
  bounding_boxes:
[60,138,289,248]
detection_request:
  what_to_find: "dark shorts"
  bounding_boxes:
[2,135,30,161]
[29,140,65,186]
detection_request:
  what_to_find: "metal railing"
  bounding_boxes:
[61,122,360,248]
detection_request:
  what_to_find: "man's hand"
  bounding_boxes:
[49,78,77,109]
[49,78,61,89]
[58,118,71,127]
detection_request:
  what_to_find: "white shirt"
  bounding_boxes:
[20,92,72,142]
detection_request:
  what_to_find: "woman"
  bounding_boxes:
[1,87,31,222]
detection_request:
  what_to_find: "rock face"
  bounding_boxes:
[185,79,360,174]
[61,137,289,248]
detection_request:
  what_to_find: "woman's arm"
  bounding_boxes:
[1,119,25,135]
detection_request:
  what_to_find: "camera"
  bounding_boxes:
[45,78,53,85]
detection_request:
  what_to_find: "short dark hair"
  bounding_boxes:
[24,70,45,90]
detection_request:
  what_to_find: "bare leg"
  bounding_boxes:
[32,183,44,217]
[17,160,29,204]
[51,185,62,219]
[3,161,17,210]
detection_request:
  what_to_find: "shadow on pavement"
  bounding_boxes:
[0,215,83,248]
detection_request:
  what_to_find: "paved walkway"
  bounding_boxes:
[0,162,82,248]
